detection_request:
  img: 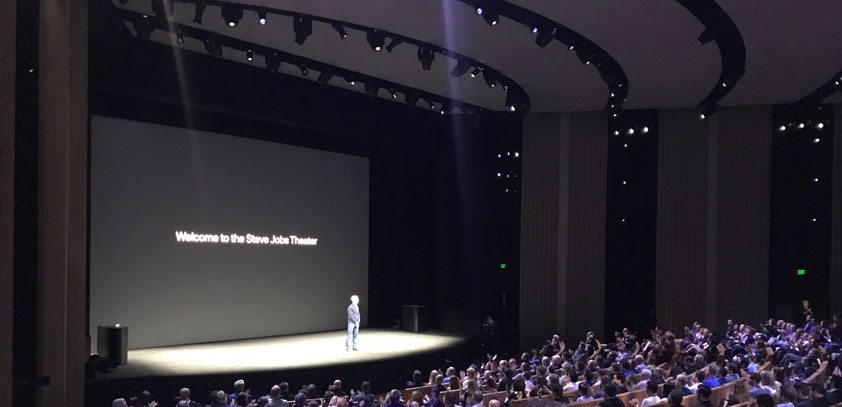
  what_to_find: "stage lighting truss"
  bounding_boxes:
[451,0,629,116]
[117,8,495,115]
[115,0,533,114]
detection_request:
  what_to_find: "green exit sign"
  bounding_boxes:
[797,269,806,276]
[500,263,506,269]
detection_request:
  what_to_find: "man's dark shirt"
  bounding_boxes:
[599,397,625,407]
[348,305,360,324]
[826,390,842,406]
[698,400,712,407]
[796,400,813,407]
[811,397,830,407]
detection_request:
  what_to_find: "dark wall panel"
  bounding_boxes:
[565,111,607,341]
[831,105,842,313]
[655,109,709,333]
[715,106,771,328]
[519,113,561,347]
[0,0,15,398]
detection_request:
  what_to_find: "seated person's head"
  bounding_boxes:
[234,379,246,393]
[472,390,483,406]
[647,381,659,396]
[756,394,774,407]
[578,383,590,397]
[389,389,402,404]
[449,376,459,390]
[604,383,618,398]
[696,385,711,401]
[668,390,684,407]
[513,378,526,393]
[444,391,458,407]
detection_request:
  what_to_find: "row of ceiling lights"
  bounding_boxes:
[187,1,531,112]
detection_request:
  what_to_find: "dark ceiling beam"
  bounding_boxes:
[675,0,746,117]
[794,69,842,109]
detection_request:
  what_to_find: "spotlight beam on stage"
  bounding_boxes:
[103,329,468,378]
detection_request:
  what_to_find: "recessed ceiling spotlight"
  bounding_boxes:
[367,30,385,52]
[221,4,243,27]
[257,9,267,25]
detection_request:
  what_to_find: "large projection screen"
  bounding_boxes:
[89,115,369,350]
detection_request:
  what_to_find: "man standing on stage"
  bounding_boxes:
[347,295,360,351]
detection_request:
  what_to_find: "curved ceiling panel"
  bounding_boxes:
[510,0,721,110]
[111,0,842,112]
[717,0,842,106]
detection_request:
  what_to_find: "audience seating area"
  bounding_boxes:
[111,314,842,407]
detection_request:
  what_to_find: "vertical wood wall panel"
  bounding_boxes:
[565,111,607,340]
[831,105,842,313]
[656,109,709,333]
[715,106,771,327]
[0,0,15,399]
[520,113,562,347]
[37,0,87,405]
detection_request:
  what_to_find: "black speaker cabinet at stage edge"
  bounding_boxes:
[401,305,430,332]
[97,325,128,366]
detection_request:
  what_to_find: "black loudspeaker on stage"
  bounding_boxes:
[97,324,129,366]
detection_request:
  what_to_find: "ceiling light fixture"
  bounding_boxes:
[293,15,313,45]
